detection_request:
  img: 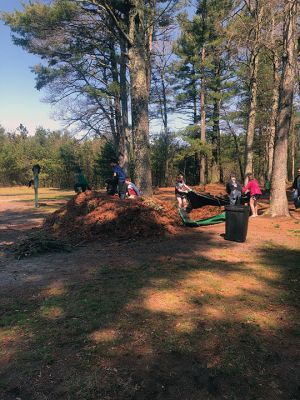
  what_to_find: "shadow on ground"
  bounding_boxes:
[0,228,299,400]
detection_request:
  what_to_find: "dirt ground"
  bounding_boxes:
[0,186,300,400]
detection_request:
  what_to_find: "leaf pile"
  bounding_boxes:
[188,205,224,220]
[44,191,182,244]
[11,232,72,259]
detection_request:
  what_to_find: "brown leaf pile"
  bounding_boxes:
[44,191,182,244]
[187,205,224,221]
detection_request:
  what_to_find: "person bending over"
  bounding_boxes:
[74,168,90,193]
[125,177,140,198]
[226,174,242,205]
[175,174,192,210]
[242,173,262,217]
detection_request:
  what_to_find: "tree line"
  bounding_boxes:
[0,122,243,188]
[2,0,300,216]
[0,124,102,187]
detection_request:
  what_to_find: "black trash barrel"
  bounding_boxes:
[225,205,249,242]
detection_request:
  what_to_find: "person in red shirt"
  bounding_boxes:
[242,173,262,217]
[125,177,140,198]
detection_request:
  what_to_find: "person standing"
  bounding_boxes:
[175,174,192,210]
[292,167,300,208]
[110,159,126,199]
[242,173,262,217]
[226,174,242,205]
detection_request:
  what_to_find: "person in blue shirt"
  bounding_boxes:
[110,159,126,199]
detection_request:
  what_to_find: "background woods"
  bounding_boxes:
[1,0,300,215]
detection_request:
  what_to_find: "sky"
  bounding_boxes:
[0,0,62,135]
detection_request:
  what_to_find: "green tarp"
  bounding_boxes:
[179,208,226,227]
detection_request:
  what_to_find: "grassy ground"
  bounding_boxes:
[0,186,73,213]
[0,186,73,197]
[0,187,300,400]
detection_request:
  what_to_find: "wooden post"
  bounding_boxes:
[32,164,41,208]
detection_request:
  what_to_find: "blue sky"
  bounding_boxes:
[0,0,62,134]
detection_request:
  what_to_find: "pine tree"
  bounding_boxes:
[270,0,297,217]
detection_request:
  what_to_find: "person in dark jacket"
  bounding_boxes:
[105,177,118,195]
[226,174,242,205]
[292,167,300,208]
[74,168,90,193]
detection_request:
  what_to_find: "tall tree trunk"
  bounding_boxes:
[267,53,280,180]
[191,64,198,124]
[288,108,295,181]
[200,0,207,185]
[110,45,122,149]
[257,126,264,182]
[212,60,223,183]
[223,107,245,181]
[119,38,130,174]
[244,2,264,182]
[244,49,259,181]
[267,16,280,181]
[211,97,222,182]
[270,0,297,217]
[153,65,170,186]
[128,2,154,196]
[160,70,169,186]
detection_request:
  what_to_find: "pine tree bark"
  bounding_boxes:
[270,0,297,217]
[110,44,122,149]
[244,49,259,181]
[128,2,154,196]
[267,10,280,181]
[267,51,280,180]
[244,2,264,182]
[199,20,206,185]
[119,38,130,174]
[160,69,169,186]
[288,112,295,181]
[212,60,223,183]
[200,49,206,184]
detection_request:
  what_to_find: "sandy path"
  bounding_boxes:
[0,187,299,292]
